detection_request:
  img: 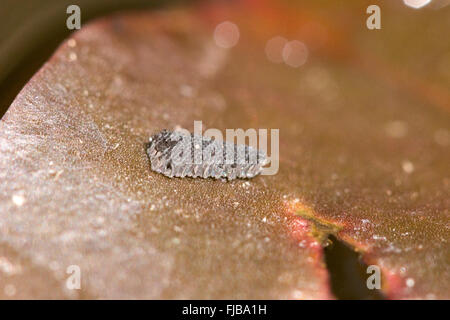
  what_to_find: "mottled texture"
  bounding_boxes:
[147,129,267,180]
[0,2,449,299]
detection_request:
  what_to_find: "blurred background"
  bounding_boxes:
[1,0,449,118]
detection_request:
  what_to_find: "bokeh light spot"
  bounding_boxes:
[265,36,288,63]
[214,21,240,49]
[282,40,308,68]
[403,0,432,9]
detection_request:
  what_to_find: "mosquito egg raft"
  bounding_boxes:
[147,129,267,180]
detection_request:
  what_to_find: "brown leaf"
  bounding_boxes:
[0,3,448,299]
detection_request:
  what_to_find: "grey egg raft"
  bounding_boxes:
[147,129,267,180]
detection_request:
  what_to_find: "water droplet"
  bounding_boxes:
[68,52,77,61]
[12,194,25,207]
[68,39,77,48]
[402,161,414,174]
[406,278,415,287]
